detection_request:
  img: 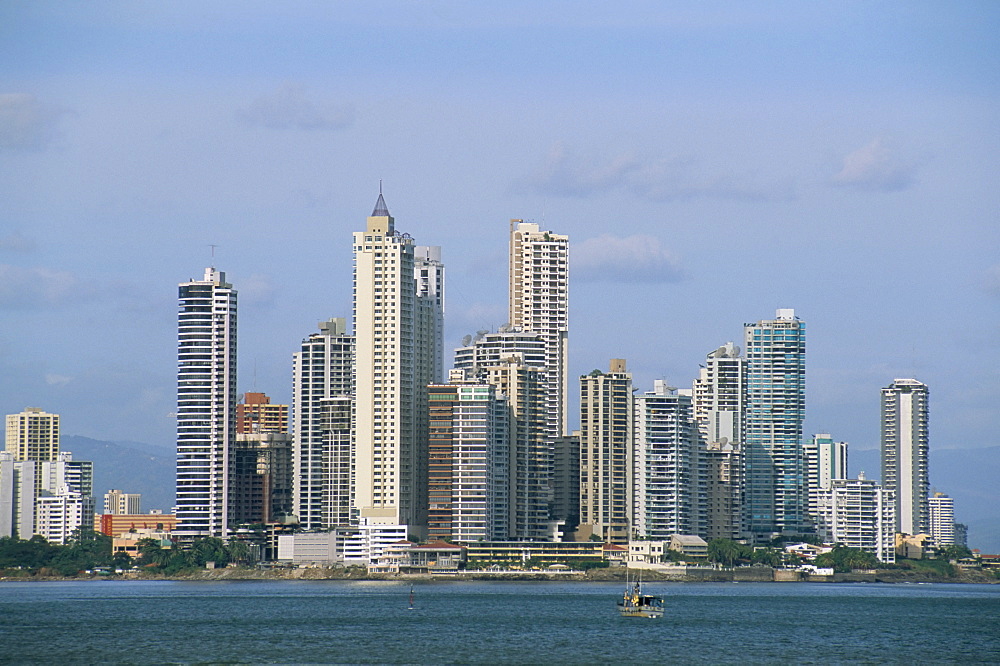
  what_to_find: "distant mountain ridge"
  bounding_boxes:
[60,436,1000,553]
[62,435,175,513]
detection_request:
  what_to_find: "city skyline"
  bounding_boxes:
[1,2,998,471]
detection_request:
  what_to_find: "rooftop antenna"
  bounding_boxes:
[209,244,220,263]
[253,357,258,392]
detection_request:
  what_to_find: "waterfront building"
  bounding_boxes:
[508,220,569,438]
[452,330,551,540]
[692,342,744,446]
[633,380,700,540]
[579,359,632,545]
[104,489,141,515]
[353,192,440,535]
[743,309,806,540]
[97,512,178,537]
[231,431,293,525]
[35,493,91,545]
[692,342,745,541]
[551,432,581,538]
[175,267,237,542]
[928,492,955,547]
[292,318,355,530]
[478,359,550,540]
[803,433,848,529]
[880,378,929,535]
[237,392,289,434]
[426,381,510,542]
[5,407,60,462]
[702,441,743,541]
[0,452,35,538]
[815,472,895,563]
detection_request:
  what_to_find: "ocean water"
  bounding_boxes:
[0,580,998,664]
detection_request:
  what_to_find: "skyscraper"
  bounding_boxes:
[292,318,355,530]
[881,378,929,535]
[427,379,509,542]
[633,380,700,540]
[803,433,848,529]
[5,407,60,462]
[692,343,745,541]
[928,492,955,547]
[508,220,569,438]
[579,359,632,544]
[175,267,237,542]
[104,489,142,515]
[815,472,895,563]
[353,192,441,534]
[743,309,806,540]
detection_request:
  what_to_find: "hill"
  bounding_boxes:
[62,435,175,513]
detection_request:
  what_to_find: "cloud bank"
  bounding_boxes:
[832,137,917,191]
[238,84,354,131]
[522,142,793,202]
[0,93,65,151]
[0,265,81,308]
[573,233,684,283]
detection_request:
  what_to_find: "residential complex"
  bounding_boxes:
[743,309,806,540]
[175,267,237,542]
[881,378,930,535]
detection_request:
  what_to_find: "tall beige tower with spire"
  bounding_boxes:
[508,220,569,438]
[352,191,440,535]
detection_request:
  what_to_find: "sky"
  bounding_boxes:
[2,1,999,478]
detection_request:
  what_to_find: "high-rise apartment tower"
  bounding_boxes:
[508,220,569,438]
[880,378,929,535]
[352,192,441,534]
[743,309,806,540]
[175,267,237,541]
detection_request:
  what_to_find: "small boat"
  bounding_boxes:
[617,574,663,619]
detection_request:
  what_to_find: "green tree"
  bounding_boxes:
[815,545,880,573]
[707,539,750,566]
[937,544,973,561]
[751,547,783,567]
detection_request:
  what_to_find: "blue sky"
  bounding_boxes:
[2,0,999,483]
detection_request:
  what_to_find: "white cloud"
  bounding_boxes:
[45,374,72,387]
[239,273,275,305]
[0,232,36,252]
[981,265,1000,298]
[523,142,792,202]
[238,83,354,131]
[832,137,917,191]
[0,93,66,151]
[573,234,684,284]
[0,265,80,308]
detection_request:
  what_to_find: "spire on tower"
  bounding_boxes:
[372,181,390,217]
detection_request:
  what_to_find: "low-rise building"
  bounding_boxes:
[896,532,937,560]
[668,534,708,558]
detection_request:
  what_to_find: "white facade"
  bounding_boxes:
[104,489,142,515]
[804,433,848,528]
[881,378,929,535]
[0,453,35,538]
[292,318,355,530]
[634,380,700,539]
[341,522,409,565]
[508,220,569,438]
[815,473,895,563]
[928,492,955,547]
[35,492,93,545]
[692,342,744,446]
[175,267,237,541]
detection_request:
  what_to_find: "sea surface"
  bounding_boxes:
[0,580,998,664]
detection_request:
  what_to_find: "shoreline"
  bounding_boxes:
[3,565,996,585]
